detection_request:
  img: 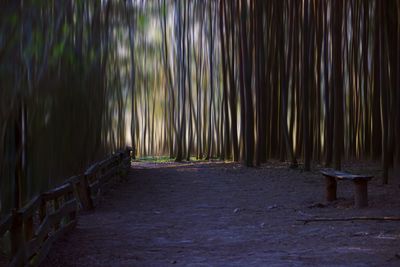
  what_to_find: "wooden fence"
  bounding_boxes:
[0,147,132,267]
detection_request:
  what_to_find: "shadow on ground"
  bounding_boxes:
[42,161,400,266]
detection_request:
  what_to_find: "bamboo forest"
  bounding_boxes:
[1,0,400,266]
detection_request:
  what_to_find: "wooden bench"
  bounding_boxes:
[320,169,374,208]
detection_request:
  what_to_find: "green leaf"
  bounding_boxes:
[62,23,69,36]
[9,14,17,26]
[137,14,148,30]
[50,42,65,64]
[161,2,167,18]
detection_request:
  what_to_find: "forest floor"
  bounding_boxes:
[42,160,400,267]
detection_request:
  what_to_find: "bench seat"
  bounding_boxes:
[320,169,373,208]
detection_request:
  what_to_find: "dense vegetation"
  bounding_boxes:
[143,1,399,175]
[0,1,128,214]
[1,0,399,215]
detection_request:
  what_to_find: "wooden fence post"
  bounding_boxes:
[117,152,124,179]
[124,147,132,175]
[53,198,60,231]
[79,175,94,210]
[39,199,46,223]
[67,186,77,222]
[10,210,23,259]
[24,214,34,244]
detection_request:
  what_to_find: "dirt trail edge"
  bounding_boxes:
[42,161,400,267]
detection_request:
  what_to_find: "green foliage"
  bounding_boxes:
[138,156,210,163]
[9,14,17,26]
[49,23,70,65]
[137,13,149,31]
[0,0,128,216]
[161,2,167,18]
[32,31,44,60]
[50,42,65,64]
[139,156,174,162]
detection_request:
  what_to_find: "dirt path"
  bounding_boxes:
[43,161,400,266]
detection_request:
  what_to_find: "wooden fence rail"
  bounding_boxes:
[0,147,132,267]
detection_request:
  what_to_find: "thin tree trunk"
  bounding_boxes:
[333,0,344,171]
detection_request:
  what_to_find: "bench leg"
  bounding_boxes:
[354,180,368,208]
[325,177,337,201]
